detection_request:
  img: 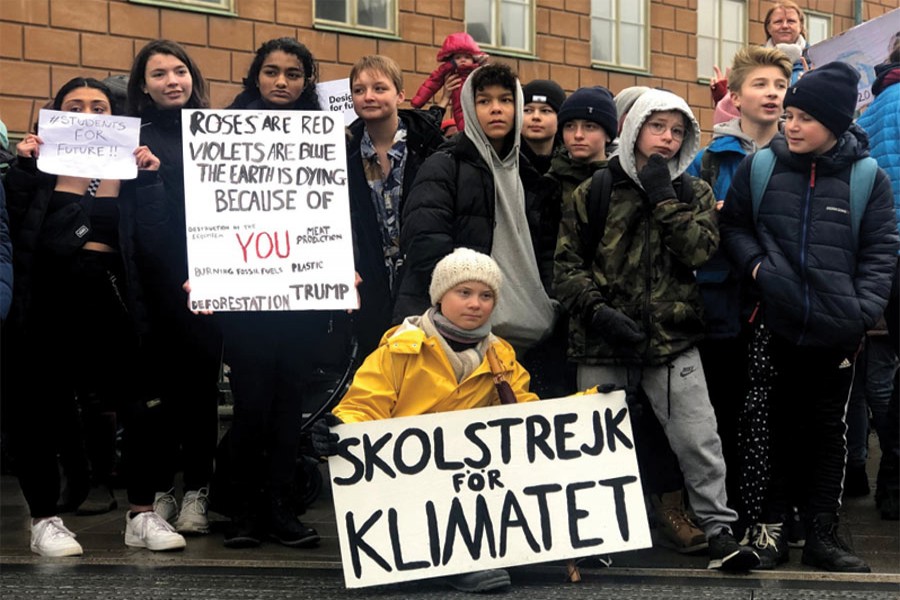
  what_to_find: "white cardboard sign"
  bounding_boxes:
[36,109,141,179]
[181,109,356,311]
[328,391,651,588]
[316,78,358,126]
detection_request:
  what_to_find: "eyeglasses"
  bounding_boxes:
[645,121,686,141]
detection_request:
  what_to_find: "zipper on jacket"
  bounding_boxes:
[798,159,816,343]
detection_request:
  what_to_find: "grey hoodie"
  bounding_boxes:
[617,89,702,185]
[711,117,756,153]
[458,69,557,352]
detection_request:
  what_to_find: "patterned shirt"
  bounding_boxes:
[360,120,408,292]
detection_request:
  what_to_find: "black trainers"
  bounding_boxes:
[707,529,760,571]
[801,513,870,573]
[741,522,788,570]
[442,569,511,593]
[266,495,320,548]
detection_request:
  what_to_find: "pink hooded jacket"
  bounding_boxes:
[410,32,487,130]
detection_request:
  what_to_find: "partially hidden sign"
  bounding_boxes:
[181,109,356,312]
[328,391,651,588]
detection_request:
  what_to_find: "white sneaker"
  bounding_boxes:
[153,489,178,523]
[174,488,210,534]
[125,511,187,551]
[30,516,83,557]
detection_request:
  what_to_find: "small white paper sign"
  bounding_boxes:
[182,109,356,312]
[36,109,141,179]
[807,8,900,110]
[316,78,358,126]
[328,391,651,588]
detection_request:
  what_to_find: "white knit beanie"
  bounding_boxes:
[429,248,503,305]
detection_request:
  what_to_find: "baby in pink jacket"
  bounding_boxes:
[410,32,488,131]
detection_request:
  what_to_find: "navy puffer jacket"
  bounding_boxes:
[720,128,899,351]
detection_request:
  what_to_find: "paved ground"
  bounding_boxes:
[1,418,898,598]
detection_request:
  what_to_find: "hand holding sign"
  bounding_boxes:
[16,134,43,158]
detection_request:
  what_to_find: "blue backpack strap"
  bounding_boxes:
[848,157,878,246]
[750,148,777,223]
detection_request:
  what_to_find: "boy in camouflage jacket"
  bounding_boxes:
[554,89,757,572]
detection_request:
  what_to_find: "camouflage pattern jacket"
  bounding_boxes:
[553,157,718,365]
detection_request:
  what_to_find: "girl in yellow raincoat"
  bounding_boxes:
[312,247,536,591]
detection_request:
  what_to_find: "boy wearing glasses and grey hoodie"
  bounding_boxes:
[554,89,758,572]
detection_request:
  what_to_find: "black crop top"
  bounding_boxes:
[48,191,120,249]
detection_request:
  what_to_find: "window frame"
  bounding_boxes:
[589,0,650,73]
[465,0,536,58]
[804,11,833,46]
[313,0,399,38]
[696,0,748,81]
[128,0,235,16]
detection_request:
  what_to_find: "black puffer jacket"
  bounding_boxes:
[346,109,445,355]
[393,133,557,320]
[3,157,165,335]
[720,128,899,351]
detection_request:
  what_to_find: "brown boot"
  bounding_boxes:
[650,490,708,554]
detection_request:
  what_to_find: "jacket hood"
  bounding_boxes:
[769,123,871,175]
[437,32,485,62]
[549,151,605,185]
[616,89,701,187]
[711,117,756,153]
[873,62,900,96]
[461,66,523,163]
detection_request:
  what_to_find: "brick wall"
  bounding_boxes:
[0,0,894,141]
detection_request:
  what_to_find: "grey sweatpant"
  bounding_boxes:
[577,346,738,538]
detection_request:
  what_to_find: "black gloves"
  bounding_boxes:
[311,413,343,457]
[591,305,646,348]
[637,154,677,206]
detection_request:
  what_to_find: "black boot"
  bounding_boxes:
[223,485,262,549]
[266,485,319,548]
[801,513,871,573]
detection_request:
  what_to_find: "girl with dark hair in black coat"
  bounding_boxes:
[127,39,223,538]
[3,77,186,556]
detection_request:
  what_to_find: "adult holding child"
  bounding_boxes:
[126,39,222,538]
[3,77,185,556]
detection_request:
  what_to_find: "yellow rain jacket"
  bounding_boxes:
[333,321,538,423]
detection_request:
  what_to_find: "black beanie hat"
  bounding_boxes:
[783,62,860,139]
[557,86,618,141]
[522,79,566,113]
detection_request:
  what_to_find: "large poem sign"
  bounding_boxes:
[328,391,651,588]
[182,109,356,312]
